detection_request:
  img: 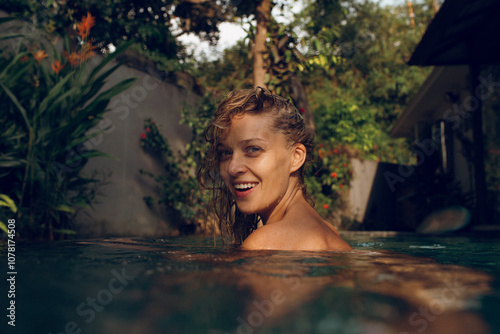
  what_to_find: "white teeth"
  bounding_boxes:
[234,183,258,190]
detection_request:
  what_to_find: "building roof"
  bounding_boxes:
[390,65,469,138]
[408,0,500,66]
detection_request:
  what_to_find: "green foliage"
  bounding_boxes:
[305,93,412,219]
[305,143,353,219]
[311,91,413,164]
[0,194,17,235]
[301,1,433,128]
[194,40,254,96]
[0,0,237,68]
[139,95,214,233]
[0,15,135,239]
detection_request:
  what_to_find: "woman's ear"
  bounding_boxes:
[290,143,307,173]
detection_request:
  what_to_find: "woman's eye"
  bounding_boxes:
[246,147,262,155]
[218,150,231,160]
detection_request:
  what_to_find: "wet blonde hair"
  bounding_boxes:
[198,87,314,244]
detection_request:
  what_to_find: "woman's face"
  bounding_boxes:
[217,113,301,220]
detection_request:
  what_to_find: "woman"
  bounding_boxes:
[199,87,352,251]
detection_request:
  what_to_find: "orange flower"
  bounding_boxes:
[323,204,329,209]
[76,12,96,39]
[33,49,48,64]
[80,42,97,62]
[63,51,80,67]
[339,184,344,189]
[331,172,337,178]
[50,60,65,75]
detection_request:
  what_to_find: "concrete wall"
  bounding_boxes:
[75,56,197,238]
[344,159,418,231]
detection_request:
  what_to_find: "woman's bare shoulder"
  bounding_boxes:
[240,215,352,251]
[240,223,287,250]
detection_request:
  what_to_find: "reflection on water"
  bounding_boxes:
[3,233,499,334]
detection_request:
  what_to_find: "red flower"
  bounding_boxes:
[80,41,97,62]
[146,127,151,132]
[323,204,329,209]
[343,163,347,167]
[299,107,306,114]
[141,133,146,139]
[331,172,337,178]
[63,51,80,67]
[333,148,339,154]
[339,184,344,189]
[51,60,65,75]
[318,144,323,148]
[76,12,96,40]
[33,49,48,64]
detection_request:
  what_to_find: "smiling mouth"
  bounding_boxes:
[233,183,258,192]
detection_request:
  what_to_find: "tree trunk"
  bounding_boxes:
[290,75,316,133]
[253,0,270,88]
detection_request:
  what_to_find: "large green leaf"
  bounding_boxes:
[36,71,75,118]
[0,194,17,213]
[0,222,8,235]
[82,63,123,101]
[0,51,29,79]
[0,82,31,129]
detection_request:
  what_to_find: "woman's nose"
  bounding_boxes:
[227,153,246,176]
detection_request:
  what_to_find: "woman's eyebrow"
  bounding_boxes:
[239,138,267,145]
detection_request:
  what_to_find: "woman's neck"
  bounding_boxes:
[260,182,304,226]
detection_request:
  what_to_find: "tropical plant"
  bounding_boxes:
[0,0,236,72]
[0,13,136,239]
[139,94,214,234]
[0,194,17,235]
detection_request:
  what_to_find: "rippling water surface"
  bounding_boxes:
[2,232,499,334]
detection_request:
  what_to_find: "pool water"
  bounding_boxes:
[2,231,499,334]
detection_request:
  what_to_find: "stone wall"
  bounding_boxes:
[75,56,198,238]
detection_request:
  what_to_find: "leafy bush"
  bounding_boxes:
[305,95,413,221]
[0,14,135,239]
[139,95,214,234]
